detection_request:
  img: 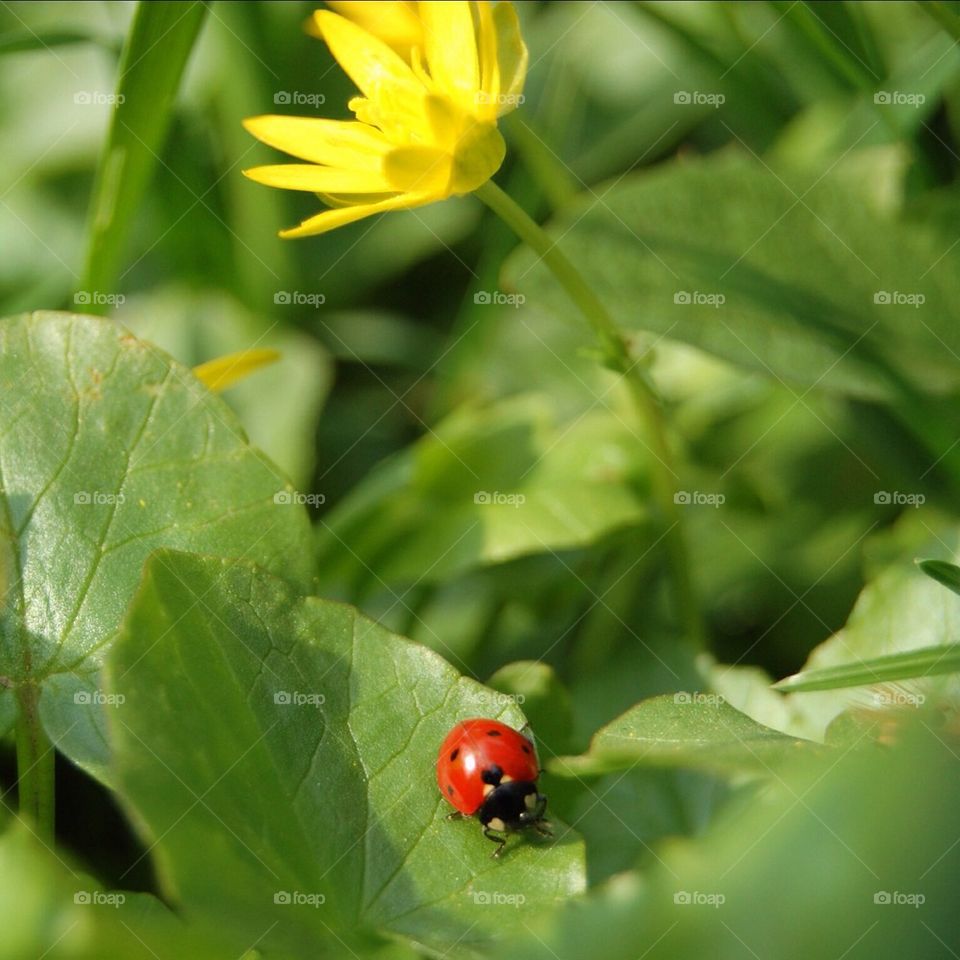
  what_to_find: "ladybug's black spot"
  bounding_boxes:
[521,744,531,754]
[481,764,504,786]
[447,785,454,796]
[449,748,460,762]
[486,729,502,736]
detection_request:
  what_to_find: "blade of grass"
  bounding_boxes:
[774,645,960,692]
[917,558,960,597]
[78,1,208,305]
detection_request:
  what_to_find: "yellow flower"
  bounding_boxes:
[314,2,422,59]
[243,1,528,238]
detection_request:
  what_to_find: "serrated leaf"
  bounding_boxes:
[0,311,313,779]
[106,551,584,958]
[550,694,819,778]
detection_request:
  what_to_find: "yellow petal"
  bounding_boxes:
[418,1,479,108]
[384,145,452,193]
[243,163,393,193]
[312,10,429,140]
[324,1,422,58]
[193,349,280,392]
[476,1,499,122]
[278,191,437,238]
[450,120,505,193]
[491,1,528,116]
[242,115,389,168]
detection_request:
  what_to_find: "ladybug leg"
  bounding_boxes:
[533,819,553,837]
[483,827,507,858]
[446,811,467,821]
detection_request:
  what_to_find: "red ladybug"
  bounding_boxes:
[436,718,551,857]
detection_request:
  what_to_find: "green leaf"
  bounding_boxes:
[486,660,574,756]
[107,551,585,958]
[503,151,960,401]
[0,311,313,780]
[550,694,819,778]
[316,394,647,594]
[80,1,208,299]
[0,28,99,55]
[0,822,230,960]
[774,644,960,692]
[917,557,960,597]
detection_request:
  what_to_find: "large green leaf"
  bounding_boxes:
[106,551,584,958]
[0,311,313,779]
[316,394,648,595]
[551,694,819,777]
[79,1,208,298]
[0,822,230,960]
[503,151,960,403]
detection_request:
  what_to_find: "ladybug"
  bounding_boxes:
[436,718,551,857]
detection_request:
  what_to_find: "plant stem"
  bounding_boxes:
[15,683,55,840]
[475,179,704,649]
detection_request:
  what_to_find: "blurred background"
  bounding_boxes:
[2,0,960,892]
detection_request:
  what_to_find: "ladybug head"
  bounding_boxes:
[477,778,547,832]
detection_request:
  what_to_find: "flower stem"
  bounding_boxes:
[15,683,55,841]
[475,179,704,649]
